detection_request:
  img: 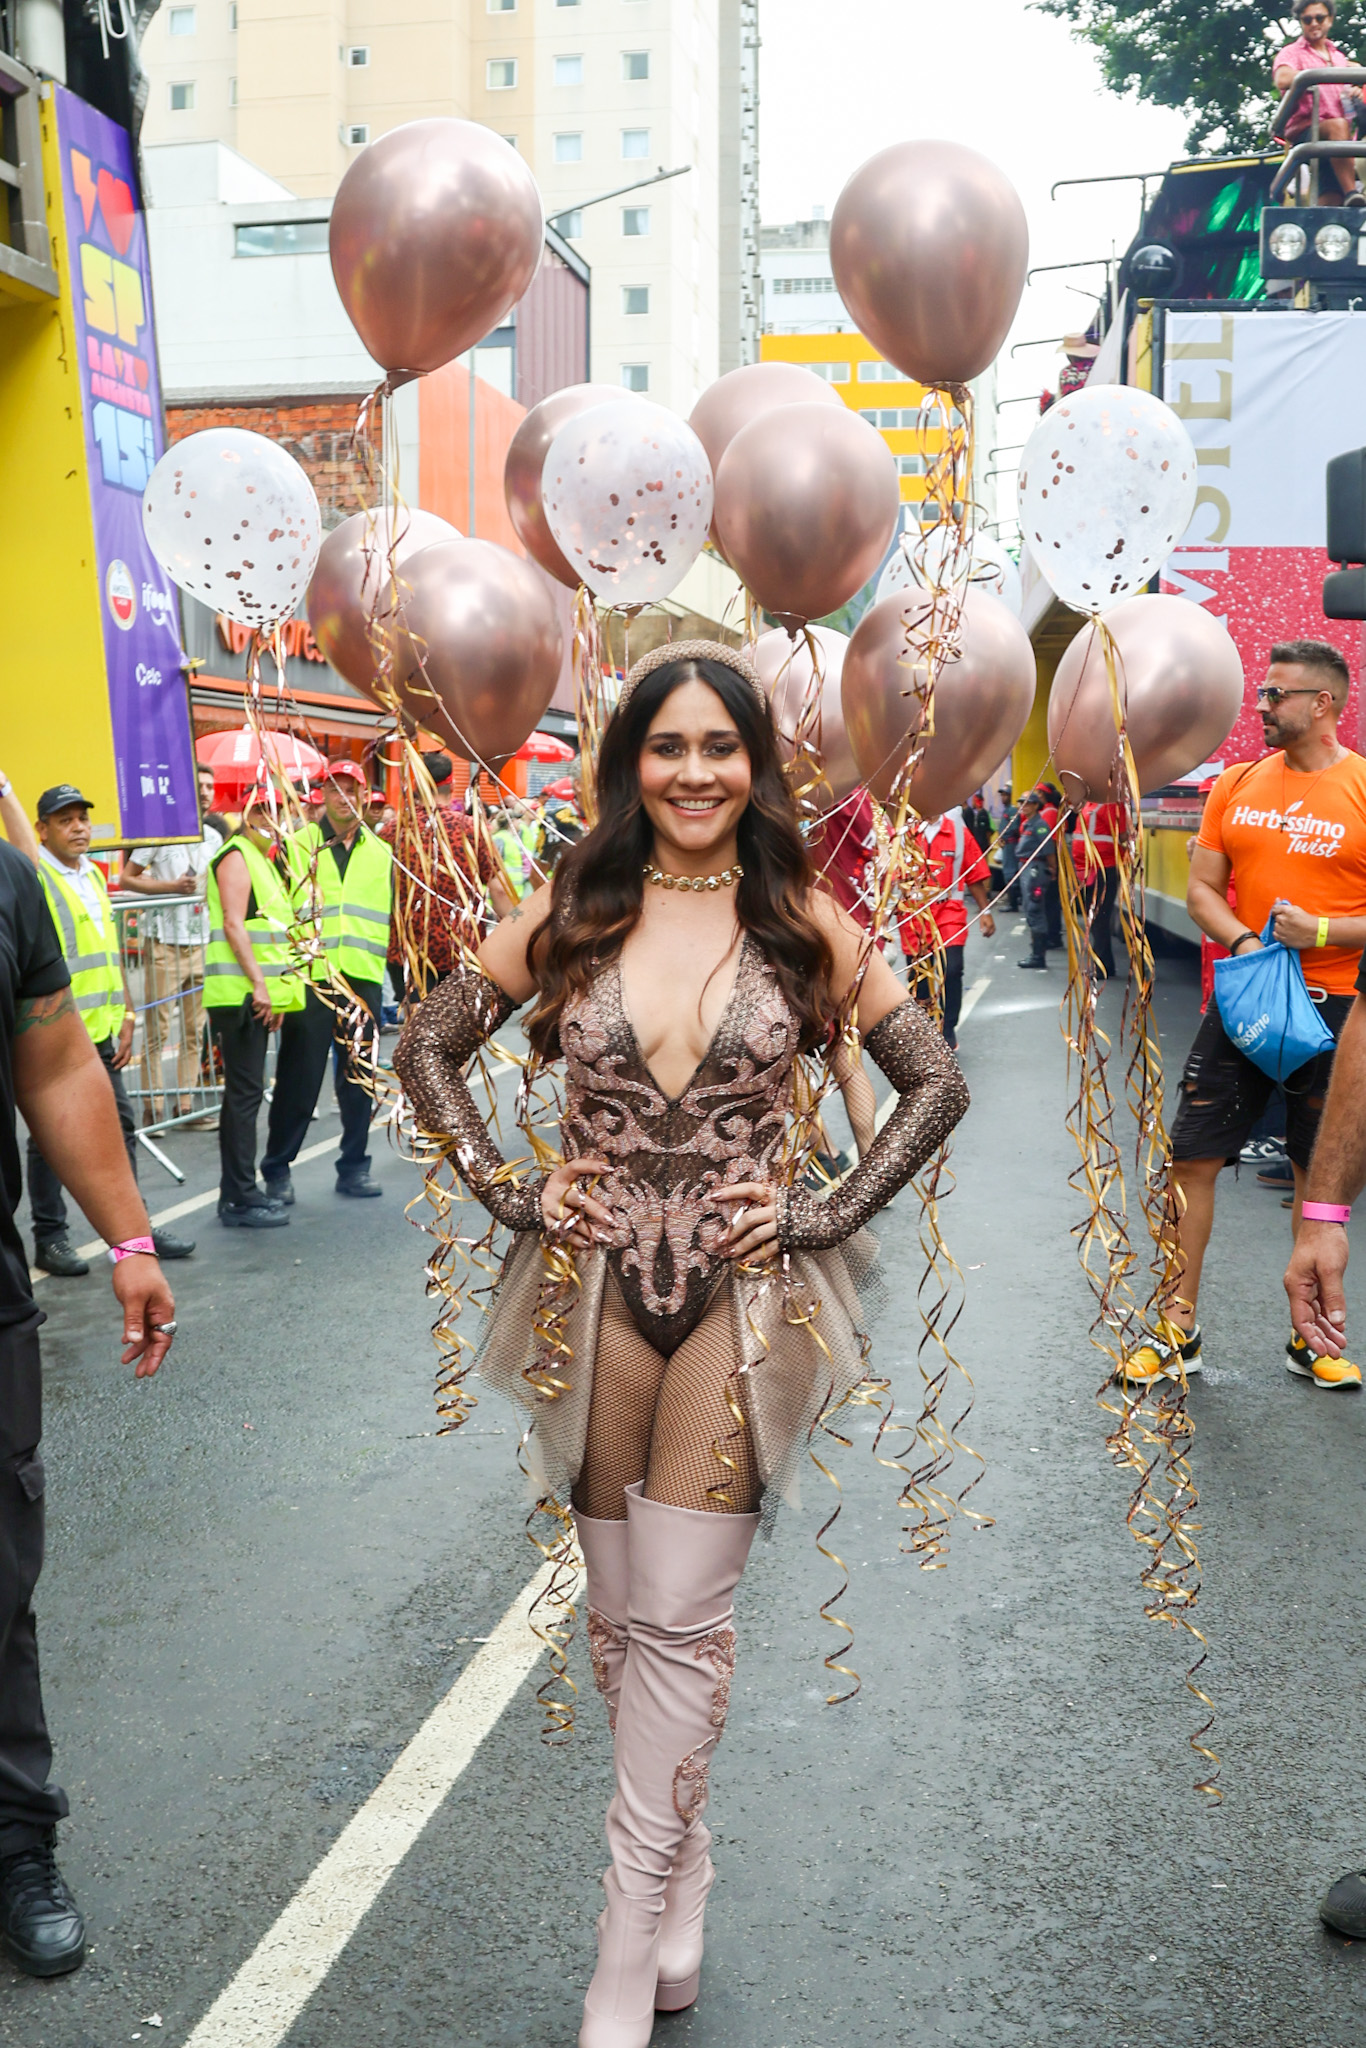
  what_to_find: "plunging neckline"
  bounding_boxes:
[617,933,749,1107]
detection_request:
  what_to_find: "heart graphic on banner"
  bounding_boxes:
[97,169,136,256]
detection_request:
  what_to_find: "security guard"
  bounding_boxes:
[491,807,542,902]
[261,761,393,1201]
[28,785,194,1272]
[204,788,307,1227]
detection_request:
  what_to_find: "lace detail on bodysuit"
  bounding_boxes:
[560,936,798,1355]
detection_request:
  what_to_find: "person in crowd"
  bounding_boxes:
[492,805,542,903]
[261,762,394,1203]
[965,794,994,859]
[1015,791,1056,970]
[1273,0,1365,203]
[393,641,967,2046]
[0,832,175,1976]
[901,809,995,1050]
[121,762,222,1126]
[1129,641,1366,1388]
[999,792,1023,911]
[1037,784,1063,949]
[1071,799,1124,981]
[379,751,513,1000]
[203,788,307,1228]
[23,787,193,1275]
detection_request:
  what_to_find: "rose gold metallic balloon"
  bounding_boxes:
[1048,594,1244,804]
[307,508,461,695]
[754,624,861,804]
[330,120,543,377]
[390,539,563,764]
[842,586,1036,811]
[504,382,628,587]
[714,404,899,630]
[689,363,845,482]
[830,141,1028,386]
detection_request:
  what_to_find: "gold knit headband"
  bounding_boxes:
[615,637,768,717]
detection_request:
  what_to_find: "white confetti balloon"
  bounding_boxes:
[1016,385,1197,612]
[541,399,713,606]
[143,427,323,629]
[876,523,1023,616]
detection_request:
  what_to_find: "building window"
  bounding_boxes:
[622,285,650,315]
[228,75,237,104]
[228,0,235,25]
[235,220,331,257]
[169,80,195,110]
[805,361,850,383]
[622,206,650,236]
[558,209,584,237]
[344,123,370,145]
[554,131,583,163]
[622,50,650,80]
[556,0,581,6]
[857,359,904,382]
[621,128,650,160]
[554,53,583,85]
[622,364,649,392]
[488,0,517,9]
[771,276,837,296]
[897,455,926,476]
[487,58,517,88]
[168,5,196,33]
[503,135,518,149]
[346,44,369,65]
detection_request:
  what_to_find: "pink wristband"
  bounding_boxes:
[108,1236,156,1263]
[1301,1201,1351,1224]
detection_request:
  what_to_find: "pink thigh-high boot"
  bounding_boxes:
[573,1509,630,1733]
[579,1484,758,2048]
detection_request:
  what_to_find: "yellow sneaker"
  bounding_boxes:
[1286,1332,1363,1390]
[1121,1322,1203,1386]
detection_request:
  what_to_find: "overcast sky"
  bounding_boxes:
[760,0,1196,518]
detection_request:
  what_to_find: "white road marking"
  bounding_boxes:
[27,1134,341,1287]
[182,1559,558,2048]
[958,977,991,1028]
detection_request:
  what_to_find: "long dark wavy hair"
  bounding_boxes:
[526,657,836,1058]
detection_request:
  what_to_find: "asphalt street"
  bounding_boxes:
[6,932,1366,2048]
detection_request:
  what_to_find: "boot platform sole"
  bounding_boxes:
[655,1969,700,2011]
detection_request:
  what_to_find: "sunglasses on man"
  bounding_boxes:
[1256,684,1327,705]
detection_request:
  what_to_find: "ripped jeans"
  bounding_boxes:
[1168,992,1351,1169]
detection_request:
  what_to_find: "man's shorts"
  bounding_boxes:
[1168,993,1353,1169]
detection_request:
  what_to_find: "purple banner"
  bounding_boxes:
[55,86,197,843]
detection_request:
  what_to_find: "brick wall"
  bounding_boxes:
[164,395,381,528]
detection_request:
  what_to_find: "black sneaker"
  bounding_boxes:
[0,1834,85,1977]
[1322,1868,1366,1934]
[336,1173,382,1198]
[33,1237,89,1278]
[1257,1159,1294,1189]
[152,1227,195,1260]
[218,1201,289,1229]
[1017,956,1047,971]
[262,1175,295,1207]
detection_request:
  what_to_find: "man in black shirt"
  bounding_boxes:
[0,840,176,1975]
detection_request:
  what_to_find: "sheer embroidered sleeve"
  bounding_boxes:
[393,960,544,1233]
[777,999,968,1251]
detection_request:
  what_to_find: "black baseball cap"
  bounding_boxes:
[36,784,91,819]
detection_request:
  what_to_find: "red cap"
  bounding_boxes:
[325,760,368,784]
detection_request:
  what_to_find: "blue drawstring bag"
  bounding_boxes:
[1213,915,1334,1081]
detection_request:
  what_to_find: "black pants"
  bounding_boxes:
[262,982,381,1185]
[27,1033,136,1247]
[913,946,965,1045]
[1084,866,1121,979]
[211,996,271,1207]
[0,1318,66,1853]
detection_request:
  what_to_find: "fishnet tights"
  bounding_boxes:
[570,1273,761,1520]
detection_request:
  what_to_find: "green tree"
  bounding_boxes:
[1037,1,1366,154]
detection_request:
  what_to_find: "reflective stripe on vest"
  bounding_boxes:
[39,862,124,1043]
[203,835,307,1011]
[317,829,393,984]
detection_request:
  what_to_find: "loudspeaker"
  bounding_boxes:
[1326,448,1366,564]
[1323,565,1366,620]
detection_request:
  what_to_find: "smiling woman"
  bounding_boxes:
[393,638,968,2048]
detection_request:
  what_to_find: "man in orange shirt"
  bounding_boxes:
[1130,640,1366,1390]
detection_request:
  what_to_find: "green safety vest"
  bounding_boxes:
[284,821,393,987]
[203,834,307,1012]
[493,822,538,900]
[39,859,125,1044]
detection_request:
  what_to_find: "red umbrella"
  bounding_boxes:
[540,776,577,800]
[197,727,327,786]
[515,731,575,764]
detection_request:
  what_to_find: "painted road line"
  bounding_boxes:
[958,976,991,1028]
[28,1134,341,1288]
[182,1559,558,2048]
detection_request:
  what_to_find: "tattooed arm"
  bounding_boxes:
[13,988,174,1377]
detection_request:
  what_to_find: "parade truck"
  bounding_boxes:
[1018,109,1366,941]
[0,4,196,854]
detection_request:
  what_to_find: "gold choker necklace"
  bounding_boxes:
[644,859,743,893]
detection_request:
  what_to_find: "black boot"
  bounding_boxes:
[0,1834,85,1977]
[32,1237,89,1278]
[336,1171,382,1198]
[151,1228,195,1260]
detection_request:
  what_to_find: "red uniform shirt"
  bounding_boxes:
[810,790,878,929]
[900,812,989,957]
[1071,802,1122,879]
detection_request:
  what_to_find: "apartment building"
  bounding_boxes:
[139,0,759,413]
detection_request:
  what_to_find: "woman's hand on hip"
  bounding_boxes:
[541,1157,615,1249]
[713,1179,779,1261]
